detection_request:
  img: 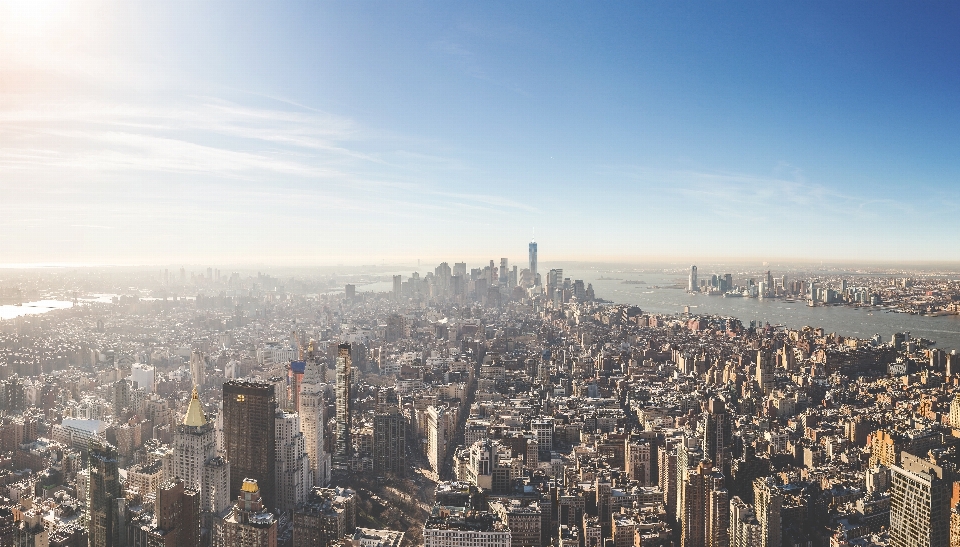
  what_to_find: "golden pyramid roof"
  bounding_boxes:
[183,386,208,427]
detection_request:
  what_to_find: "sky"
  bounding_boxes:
[2,1,960,266]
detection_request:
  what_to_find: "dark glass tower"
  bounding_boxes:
[223,380,277,511]
[89,442,122,547]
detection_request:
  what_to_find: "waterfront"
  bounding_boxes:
[0,300,73,321]
[567,268,960,352]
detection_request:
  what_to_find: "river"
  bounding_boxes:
[563,268,960,353]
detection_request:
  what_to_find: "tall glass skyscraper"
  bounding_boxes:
[529,241,538,283]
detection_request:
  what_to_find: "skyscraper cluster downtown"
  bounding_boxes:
[6,238,960,547]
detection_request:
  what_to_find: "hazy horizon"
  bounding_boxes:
[3,2,959,264]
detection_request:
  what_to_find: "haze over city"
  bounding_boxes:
[3,2,960,265]
[6,4,960,547]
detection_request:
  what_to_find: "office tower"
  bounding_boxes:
[190,349,205,389]
[702,399,732,476]
[626,438,651,485]
[548,269,563,301]
[529,241,538,283]
[499,258,508,286]
[344,284,356,300]
[688,266,698,292]
[213,479,277,547]
[0,508,15,546]
[293,487,357,547]
[223,380,277,511]
[756,350,775,397]
[753,477,783,547]
[681,460,728,547]
[153,478,201,547]
[335,344,352,465]
[676,438,703,522]
[173,387,231,515]
[890,453,950,547]
[276,410,311,514]
[89,442,122,547]
[426,405,452,475]
[373,406,406,477]
[730,496,762,547]
[392,275,402,300]
[573,279,585,300]
[660,441,678,517]
[299,358,330,487]
[453,262,467,277]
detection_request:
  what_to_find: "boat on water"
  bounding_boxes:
[723,293,744,298]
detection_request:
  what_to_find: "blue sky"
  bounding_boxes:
[2,1,959,265]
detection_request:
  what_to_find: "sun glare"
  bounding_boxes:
[1,0,68,35]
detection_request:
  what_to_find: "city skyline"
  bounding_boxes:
[3,2,960,265]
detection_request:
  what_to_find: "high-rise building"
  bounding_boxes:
[702,399,732,476]
[890,452,950,547]
[756,350,775,397]
[688,266,698,292]
[335,344,352,466]
[190,349,205,389]
[660,441,678,517]
[0,507,16,546]
[344,284,356,300]
[293,487,357,547]
[426,405,452,475]
[152,478,201,547]
[173,387,231,515]
[499,258,508,286]
[528,241,538,283]
[223,380,277,511]
[299,358,330,487]
[681,460,728,547]
[213,479,277,547]
[753,477,783,547]
[275,410,311,514]
[373,406,406,477]
[89,442,122,547]
[729,496,762,547]
[392,275,402,300]
[676,437,704,522]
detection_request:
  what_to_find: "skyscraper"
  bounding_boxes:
[680,460,728,547]
[528,241,538,283]
[276,410,311,514]
[89,442,122,547]
[293,487,357,547]
[890,452,950,547]
[373,405,406,477]
[756,350,775,397]
[213,479,277,547]
[190,349,205,389]
[299,358,330,487]
[153,478,201,547]
[688,265,698,292]
[392,275,402,300]
[753,477,782,547]
[173,387,231,516]
[335,344,352,465]
[223,380,277,511]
